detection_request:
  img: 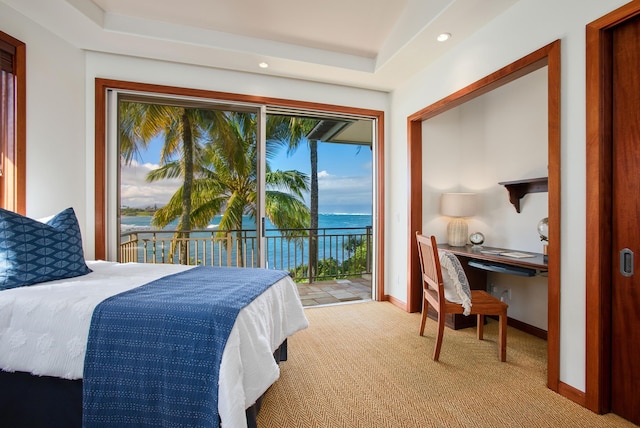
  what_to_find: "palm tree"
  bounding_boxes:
[149,111,311,267]
[119,101,230,263]
[269,115,321,281]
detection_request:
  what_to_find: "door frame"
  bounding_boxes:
[406,40,562,393]
[585,0,640,414]
[93,78,386,300]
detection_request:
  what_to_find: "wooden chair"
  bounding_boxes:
[415,233,508,362]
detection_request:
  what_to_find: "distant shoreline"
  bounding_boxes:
[120,213,372,233]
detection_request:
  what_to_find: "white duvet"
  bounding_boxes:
[0,261,309,427]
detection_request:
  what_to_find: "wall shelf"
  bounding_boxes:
[498,177,548,213]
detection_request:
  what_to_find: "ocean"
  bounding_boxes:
[120,213,373,270]
[121,213,372,233]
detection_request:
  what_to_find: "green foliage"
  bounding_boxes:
[290,239,369,280]
[343,236,362,252]
[291,257,341,280]
[341,241,369,275]
[120,206,157,216]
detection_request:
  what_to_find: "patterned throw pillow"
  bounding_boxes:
[0,207,92,290]
[439,251,472,315]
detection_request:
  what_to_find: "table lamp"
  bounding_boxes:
[440,193,477,246]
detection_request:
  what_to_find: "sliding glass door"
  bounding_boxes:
[105,90,376,299]
[264,108,375,287]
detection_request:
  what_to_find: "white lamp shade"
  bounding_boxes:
[440,193,477,217]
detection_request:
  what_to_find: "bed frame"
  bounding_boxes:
[1,340,287,427]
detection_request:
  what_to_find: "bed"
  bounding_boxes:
[0,208,309,427]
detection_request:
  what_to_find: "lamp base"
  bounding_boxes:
[447,218,468,247]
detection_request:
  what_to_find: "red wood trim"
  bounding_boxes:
[0,31,26,214]
[407,118,423,313]
[584,0,640,415]
[407,43,554,123]
[407,39,561,394]
[506,317,547,340]
[94,79,385,297]
[385,294,407,311]
[546,39,562,395]
[585,20,611,414]
[94,79,384,118]
[376,113,386,302]
[559,381,587,408]
[14,39,25,215]
[94,80,107,260]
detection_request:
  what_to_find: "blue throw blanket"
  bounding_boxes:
[82,266,288,427]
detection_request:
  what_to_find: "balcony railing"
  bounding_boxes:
[119,226,372,283]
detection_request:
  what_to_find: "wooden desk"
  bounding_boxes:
[428,244,547,330]
[439,244,548,272]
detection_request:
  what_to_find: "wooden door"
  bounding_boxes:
[611,14,640,425]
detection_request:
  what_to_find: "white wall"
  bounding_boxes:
[0,3,86,223]
[421,67,548,330]
[389,0,631,392]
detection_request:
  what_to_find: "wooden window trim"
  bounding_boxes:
[94,79,386,301]
[0,30,26,214]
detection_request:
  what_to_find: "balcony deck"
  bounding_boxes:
[119,226,373,307]
[297,276,372,307]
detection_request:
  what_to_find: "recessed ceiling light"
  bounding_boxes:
[259,62,269,69]
[437,33,451,42]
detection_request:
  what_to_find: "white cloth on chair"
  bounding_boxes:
[439,251,472,315]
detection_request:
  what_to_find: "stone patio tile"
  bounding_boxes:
[296,277,372,307]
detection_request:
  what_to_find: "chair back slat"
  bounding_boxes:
[415,232,445,307]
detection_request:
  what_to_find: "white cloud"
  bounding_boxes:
[315,170,373,213]
[120,161,181,208]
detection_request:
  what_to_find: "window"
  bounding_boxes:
[0,30,25,213]
[95,79,385,300]
[114,94,374,286]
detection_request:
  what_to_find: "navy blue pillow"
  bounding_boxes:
[0,207,92,290]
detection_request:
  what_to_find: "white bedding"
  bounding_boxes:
[0,261,308,427]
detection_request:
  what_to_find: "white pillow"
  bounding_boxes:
[439,251,472,315]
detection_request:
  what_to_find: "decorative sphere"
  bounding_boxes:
[537,217,549,241]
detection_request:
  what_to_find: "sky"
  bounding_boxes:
[120,137,373,214]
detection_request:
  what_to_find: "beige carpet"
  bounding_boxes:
[257,301,636,428]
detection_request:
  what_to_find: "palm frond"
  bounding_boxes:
[266,170,310,198]
[265,190,310,230]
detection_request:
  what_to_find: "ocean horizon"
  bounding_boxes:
[121,212,372,233]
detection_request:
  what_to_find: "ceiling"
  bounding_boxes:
[3,0,519,91]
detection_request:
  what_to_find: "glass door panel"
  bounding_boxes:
[116,94,263,268]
